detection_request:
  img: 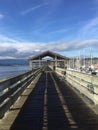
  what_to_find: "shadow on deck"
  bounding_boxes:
[9,72,98,130]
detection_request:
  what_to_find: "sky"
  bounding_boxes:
[0,0,98,59]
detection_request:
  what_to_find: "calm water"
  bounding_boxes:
[0,65,30,80]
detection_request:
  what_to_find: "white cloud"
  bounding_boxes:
[77,17,98,39]
[82,17,98,34]
[20,3,48,15]
[0,39,98,59]
[0,34,18,43]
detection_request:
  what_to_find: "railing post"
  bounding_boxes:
[0,67,42,119]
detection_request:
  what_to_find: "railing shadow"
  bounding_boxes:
[10,73,46,130]
[10,72,98,130]
[53,73,98,130]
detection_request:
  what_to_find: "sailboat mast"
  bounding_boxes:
[84,49,85,67]
[90,48,92,66]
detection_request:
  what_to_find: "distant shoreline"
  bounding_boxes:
[0,64,29,66]
[0,59,29,66]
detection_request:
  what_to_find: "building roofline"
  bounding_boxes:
[28,50,69,61]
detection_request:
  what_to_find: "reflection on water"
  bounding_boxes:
[0,65,30,80]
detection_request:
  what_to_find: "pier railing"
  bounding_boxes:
[0,67,43,118]
[55,67,98,113]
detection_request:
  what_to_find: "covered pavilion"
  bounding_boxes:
[28,50,69,70]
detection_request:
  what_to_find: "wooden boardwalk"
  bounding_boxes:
[0,71,98,130]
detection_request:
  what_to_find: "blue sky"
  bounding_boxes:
[0,0,98,59]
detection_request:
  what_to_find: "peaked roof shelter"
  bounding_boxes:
[28,50,69,70]
[28,50,69,60]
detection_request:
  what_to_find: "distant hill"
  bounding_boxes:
[0,59,29,66]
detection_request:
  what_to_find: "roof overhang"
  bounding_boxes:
[28,51,69,61]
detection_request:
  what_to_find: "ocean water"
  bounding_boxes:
[0,65,30,80]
